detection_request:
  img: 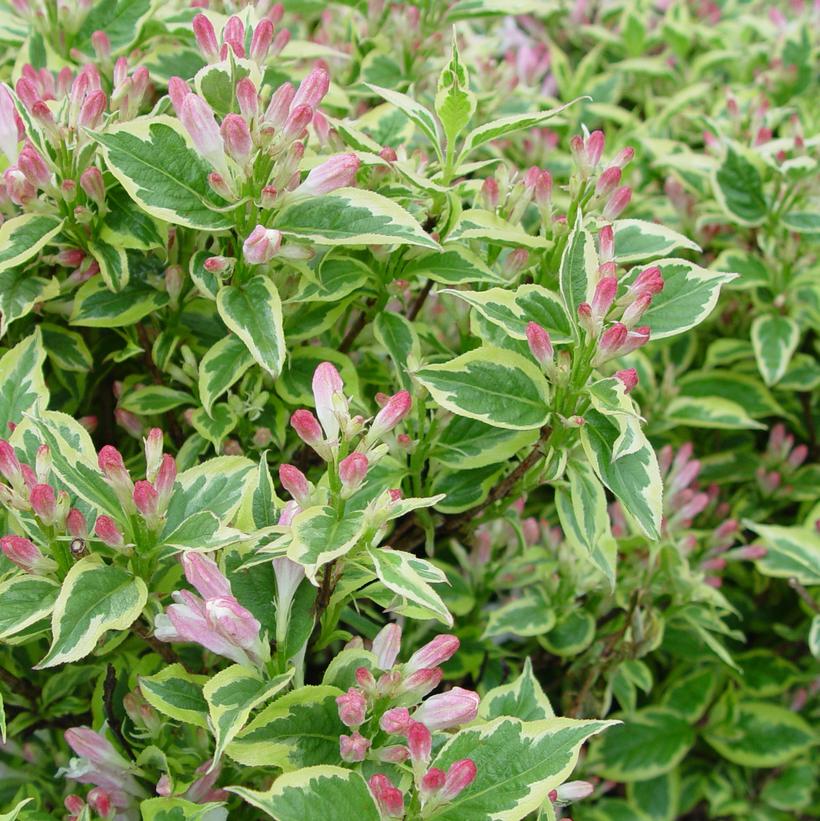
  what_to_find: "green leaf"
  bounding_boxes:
[623,259,736,339]
[102,185,167,250]
[677,369,784,419]
[0,574,60,640]
[484,589,555,638]
[627,772,680,821]
[751,314,800,386]
[433,415,537,470]
[0,328,49,434]
[559,219,598,322]
[743,521,820,585]
[204,666,293,766]
[93,116,232,231]
[479,658,554,721]
[0,213,63,273]
[0,799,34,821]
[119,385,193,415]
[275,347,359,407]
[427,716,616,820]
[612,220,700,263]
[373,310,421,391]
[588,707,695,782]
[139,664,209,728]
[40,323,93,373]
[781,211,820,234]
[364,84,440,148]
[415,346,550,430]
[0,266,59,337]
[191,404,238,449]
[431,463,504,514]
[713,144,768,225]
[228,766,380,821]
[659,667,719,722]
[760,762,816,811]
[217,276,286,377]
[703,702,816,768]
[403,244,502,286]
[287,507,366,584]
[71,276,169,327]
[665,396,766,430]
[580,409,662,540]
[72,0,155,56]
[542,609,596,657]
[436,30,476,150]
[273,188,438,249]
[36,555,148,668]
[368,546,452,626]
[88,238,130,292]
[140,797,227,820]
[448,209,550,248]
[198,335,254,415]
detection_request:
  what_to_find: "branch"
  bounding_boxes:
[104,665,135,761]
[340,299,376,353]
[407,278,434,321]
[789,577,820,615]
[133,619,179,665]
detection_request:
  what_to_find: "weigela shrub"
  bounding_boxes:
[0,1,817,820]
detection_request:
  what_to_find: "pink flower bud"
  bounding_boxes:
[599,224,615,262]
[407,720,432,762]
[378,745,410,763]
[15,76,40,110]
[603,186,632,220]
[534,169,552,207]
[372,622,402,670]
[79,166,105,206]
[243,224,282,264]
[192,14,219,61]
[293,65,330,110]
[736,544,767,560]
[0,440,22,485]
[585,130,605,167]
[279,464,311,505]
[66,508,87,538]
[612,147,635,168]
[250,19,274,62]
[598,322,628,358]
[271,27,291,57]
[133,480,159,520]
[282,102,313,140]
[788,444,808,469]
[64,795,86,816]
[312,362,345,441]
[556,780,593,802]
[369,391,412,439]
[1,535,55,574]
[86,788,111,818]
[590,276,618,321]
[298,153,360,196]
[18,143,50,188]
[440,758,478,801]
[222,16,246,58]
[290,409,325,448]
[64,727,130,770]
[236,78,258,120]
[0,86,21,163]
[356,666,376,692]
[630,266,664,298]
[167,76,190,114]
[702,556,727,571]
[379,707,413,739]
[405,634,460,673]
[400,667,443,700]
[94,515,124,548]
[621,325,650,355]
[277,500,301,527]
[30,483,57,525]
[339,452,368,492]
[155,454,176,509]
[614,368,639,393]
[480,176,499,210]
[220,112,253,165]
[180,94,226,174]
[504,248,530,275]
[91,29,111,61]
[413,687,480,730]
[4,167,35,204]
[264,82,295,130]
[339,731,371,762]
[144,428,163,481]
[78,90,106,128]
[621,292,653,328]
[336,687,367,728]
[596,166,621,196]
[203,255,234,274]
[207,596,261,649]
[115,408,144,438]
[182,552,231,600]
[526,322,553,366]
[369,775,404,818]
[422,767,446,796]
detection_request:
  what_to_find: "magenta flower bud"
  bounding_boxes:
[91,29,111,61]
[585,130,605,167]
[94,515,125,548]
[630,266,664,298]
[167,76,190,115]
[243,224,282,264]
[192,13,219,61]
[369,775,404,818]
[336,687,367,728]
[421,767,446,796]
[702,556,727,571]
[380,707,411,735]
[599,224,615,262]
[18,143,50,188]
[372,622,402,670]
[206,596,261,649]
[788,444,808,468]
[414,687,480,730]
[264,82,295,130]
[405,634,460,674]
[526,322,553,366]
[596,166,621,196]
[66,508,87,539]
[339,731,371,763]
[621,292,653,328]
[480,176,499,210]
[15,76,40,110]
[312,361,346,442]
[612,146,635,168]
[180,94,227,175]
[133,480,158,520]
[154,454,176,510]
[614,368,639,393]
[78,90,106,128]
[378,745,410,763]
[86,787,111,818]
[222,16,246,58]
[4,167,36,205]
[250,19,274,61]
[369,391,412,440]
[297,153,360,196]
[30,483,57,525]
[399,667,443,700]
[220,113,253,165]
[290,409,325,448]
[355,667,377,692]
[271,27,291,56]
[292,65,330,110]
[282,102,313,140]
[621,325,650,355]
[603,186,632,220]
[279,464,311,506]
[182,552,231,600]
[591,276,618,321]
[236,78,258,120]
[64,795,86,815]
[1,535,55,574]
[339,452,368,494]
[203,255,234,274]
[440,759,478,801]
[736,545,768,560]
[407,721,432,763]
[598,322,628,357]
[0,439,22,485]
[79,166,105,207]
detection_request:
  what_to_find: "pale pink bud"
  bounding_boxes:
[399,667,443,699]
[0,86,20,163]
[250,19,274,62]
[264,82,295,130]
[615,368,638,393]
[504,248,530,275]
[180,94,226,174]
[236,78,258,120]
[380,706,411,735]
[591,276,617,320]
[0,439,22,484]
[182,552,231,600]
[66,508,87,538]
[599,224,615,262]
[372,622,402,669]
[621,292,653,328]
[155,454,176,509]
[621,325,650,355]
[95,515,125,548]
[279,464,311,505]
[79,166,105,206]
[30,483,57,525]
[312,361,345,441]
[192,14,219,61]
[702,556,727,571]
[277,500,301,527]
[64,727,130,770]
[15,76,40,109]
[378,745,410,763]
[220,113,253,165]
[243,224,282,264]
[78,90,106,128]
[260,185,277,208]
[480,176,499,209]
[355,667,376,691]
[440,758,478,801]
[526,322,553,366]
[167,76,190,115]
[369,391,412,439]
[290,409,324,447]
[339,452,368,492]
[612,146,635,168]
[405,634,460,674]
[222,16,246,58]
[585,130,605,167]
[603,186,632,220]
[293,65,330,110]
[788,444,808,468]
[598,322,628,357]
[339,731,370,762]
[271,28,291,57]
[282,103,313,140]
[413,687,479,730]
[556,780,593,802]
[144,428,163,481]
[17,143,50,187]
[298,153,360,196]
[133,480,158,520]
[596,166,621,196]
[86,787,111,818]
[91,30,111,61]
[4,167,35,204]
[206,596,261,648]
[1,535,55,574]
[736,544,767,560]
[203,255,234,274]
[336,687,367,728]
[407,721,432,762]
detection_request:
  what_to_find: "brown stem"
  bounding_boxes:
[0,667,37,705]
[133,619,179,665]
[789,577,820,614]
[135,323,184,447]
[104,665,135,761]
[340,300,376,353]
[407,278,434,321]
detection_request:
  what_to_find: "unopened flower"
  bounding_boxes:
[413,687,480,730]
[243,225,282,265]
[312,362,347,443]
[179,94,227,176]
[29,483,57,525]
[292,66,330,110]
[336,687,367,728]
[407,720,432,763]
[615,368,639,393]
[596,166,621,196]
[0,535,57,574]
[222,16,245,58]
[181,552,231,600]
[296,153,360,196]
[279,464,311,506]
[192,14,219,61]
[221,113,253,165]
[339,453,368,494]
[380,706,411,735]
[368,391,412,441]
[439,758,478,801]
[405,634,460,674]
[368,774,404,818]
[602,186,632,220]
[94,516,125,549]
[339,731,370,762]
[526,322,553,366]
[250,19,275,62]
[372,622,402,670]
